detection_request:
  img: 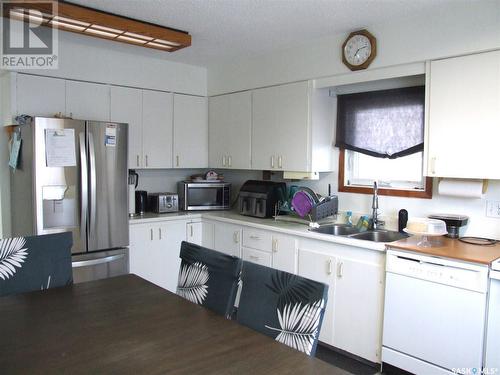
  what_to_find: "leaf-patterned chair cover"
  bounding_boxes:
[0,232,73,297]
[177,241,242,317]
[237,261,328,356]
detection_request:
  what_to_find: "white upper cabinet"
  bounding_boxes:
[66,80,110,121]
[142,90,173,169]
[209,91,252,169]
[426,50,500,179]
[173,94,208,168]
[110,86,143,169]
[16,74,66,117]
[252,81,334,172]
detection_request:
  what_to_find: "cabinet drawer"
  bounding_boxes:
[242,247,272,267]
[242,228,273,251]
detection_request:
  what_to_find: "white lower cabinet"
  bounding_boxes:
[297,248,336,345]
[129,220,187,293]
[298,240,384,363]
[186,221,214,248]
[271,233,297,274]
[213,222,242,257]
[242,247,272,267]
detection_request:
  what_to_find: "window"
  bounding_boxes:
[336,86,432,198]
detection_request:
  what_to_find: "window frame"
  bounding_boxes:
[338,149,433,199]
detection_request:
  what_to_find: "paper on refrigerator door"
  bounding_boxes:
[105,123,116,147]
[45,128,77,167]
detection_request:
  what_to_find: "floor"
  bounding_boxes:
[315,345,411,375]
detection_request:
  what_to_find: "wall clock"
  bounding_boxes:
[342,29,377,71]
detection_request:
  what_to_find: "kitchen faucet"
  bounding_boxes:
[371,181,381,230]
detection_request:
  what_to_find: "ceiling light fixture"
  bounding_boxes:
[3,0,191,52]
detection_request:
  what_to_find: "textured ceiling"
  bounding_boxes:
[67,0,464,67]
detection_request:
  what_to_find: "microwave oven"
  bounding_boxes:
[178,181,231,211]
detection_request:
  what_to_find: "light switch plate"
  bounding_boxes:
[486,200,500,218]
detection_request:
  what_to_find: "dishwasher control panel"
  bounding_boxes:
[386,250,489,293]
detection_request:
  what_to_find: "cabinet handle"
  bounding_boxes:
[327,259,333,275]
[271,156,275,169]
[145,155,149,167]
[278,155,283,169]
[430,156,436,175]
[222,155,226,167]
[249,235,260,240]
[249,255,260,261]
[136,155,140,167]
[272,238,278,252]
[228,155,232,167]
[176,155,180,167]
[233,231,239,244]
[190,225,193,237]
[158,228,162,240]
[337,262,344,278]
[150,228,153,241]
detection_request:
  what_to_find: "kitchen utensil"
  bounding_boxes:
[291,191,314,218]
[404,218,447,247]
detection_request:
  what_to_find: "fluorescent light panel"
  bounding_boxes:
[84,28,118,38]
[53,15,89,27]
[124,31,153,41]
[51,20,86,32]
[153,38,180,47]
[91,24,124,34]
[117,35,147,44]
[146,42,173,49]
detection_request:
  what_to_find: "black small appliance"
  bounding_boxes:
[135,190,148,216]
[238,180,286,218]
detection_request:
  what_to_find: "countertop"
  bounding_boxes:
[387,236,500,265]
[129,210,387,252]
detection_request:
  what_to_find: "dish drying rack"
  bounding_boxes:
[274,195,339,227]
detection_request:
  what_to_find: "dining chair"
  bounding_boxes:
[0,232,73,297]
[236,261,328,356]
[177,241,242,317]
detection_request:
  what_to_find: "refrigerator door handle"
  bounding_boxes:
[72,254,125,268]
[79,132,88,240]
[89,133,97,236]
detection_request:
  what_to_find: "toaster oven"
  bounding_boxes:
[148,193,179,213]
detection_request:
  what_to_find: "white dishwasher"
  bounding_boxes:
[382,250,489,375]
[485,259,500,372]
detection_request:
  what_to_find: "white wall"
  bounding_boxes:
[208,1,500,95]
[136,169,261,204]
[5,23,207,96]
[206,1,500,239]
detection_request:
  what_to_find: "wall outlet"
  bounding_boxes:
[486,200,500,218]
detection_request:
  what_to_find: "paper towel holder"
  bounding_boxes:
[437,178,489,195]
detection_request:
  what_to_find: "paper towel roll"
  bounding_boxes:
[437,179,483,199]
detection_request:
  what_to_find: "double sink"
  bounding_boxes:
[309,224,409,243]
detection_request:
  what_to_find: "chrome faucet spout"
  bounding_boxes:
[371,181,379,230]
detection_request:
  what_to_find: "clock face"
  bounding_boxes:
[344,34,372,66]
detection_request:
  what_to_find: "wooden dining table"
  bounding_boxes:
[0,274,345,374]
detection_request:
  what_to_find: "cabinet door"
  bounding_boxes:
[272,234,297,274]
[297,248,336,345]
[209,91,252,169]
[173,94,208,168]
[17,74,66,117]
[186,222,203,245]
[252,82,310,171]
[110,86,143,168]
[213,222,242,257]
[332,258,384,363]
[66,80,110,121]
[142,90,173,168]
[159,220,187,293]
[129,224,152,282]
[242,247,272,267]
[427,51,500,179]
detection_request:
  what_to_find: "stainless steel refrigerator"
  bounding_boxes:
[10,117,129,283]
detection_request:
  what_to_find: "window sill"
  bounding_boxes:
[338,179,433,199]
